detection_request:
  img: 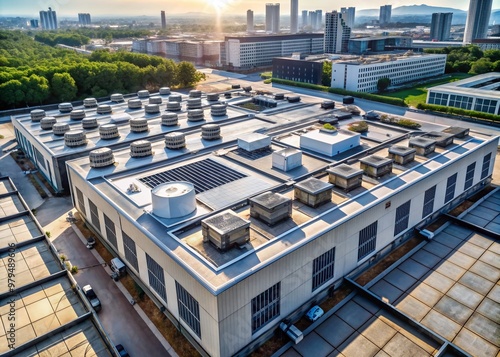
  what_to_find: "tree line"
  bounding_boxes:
[0,31,205,109]
[425,45,500,74]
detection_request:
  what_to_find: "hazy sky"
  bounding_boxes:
[1,0,499,17]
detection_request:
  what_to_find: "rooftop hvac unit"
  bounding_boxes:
[294,178,333,208]
[137,89,150,98]
[83,97,98,108]
[201,210,250,251]
[279,323,303,344]
[89,147,115,168]
[58,102,73,113]
[96,104,112,115]
[189,90,202,98]
[145,104,160,114]
[110,93,124,103]
[52,123,70,136]
[161,113,179,126]
[99,124,120,140]
[82,118,98,129]
[420,229,434,240]
[238,133,271,153]
[130,118,149,133]
[164,132,186,149]
[388,145,416,165]
[30,109,45,122]
[359,155,393,179]
[128,99,142,110]
[70,109,86,120]
[64,130,87,147]
[40,117,57,130]
[130,140,153,157]
[327,164,363,192]
[159,87,171,95]
[409,137,436,156]
[151,181,196,218]
[149,96,162,104]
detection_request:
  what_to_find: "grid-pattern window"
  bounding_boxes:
[464,163,476,190]
[103,214,117,249]
[176,282,201,337]
[445,173,458,203]
[422,185,436,218]
[312,247,336,291]
[34,147,46,169]
[251,282,281,333]
[75,187,85,215]
[448,94,473,110]
[122,232,139,272]
[428,92,448,106]
[358,221,378,261]
[394,200,411,236]
[481,153,492,179]
[89,200,100,231]
[474,98,497,114]
[147,254,167,302]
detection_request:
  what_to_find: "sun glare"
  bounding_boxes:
[208,0,232,12]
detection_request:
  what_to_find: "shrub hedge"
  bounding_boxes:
[416,103,500,122]
[348,121,369,133]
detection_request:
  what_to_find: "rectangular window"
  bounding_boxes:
[89,200,100,231]
[464,162,476,190]
[75,187,85,215]
[358,221,378,261]
[481,153,492,179]
[422,185,436,218]
[147,254,167,302]
[103,214,117,249]
[251,282,281,333]
[312,247,336,291]
[394,200,411,236]
[445,173,458,203]
[176,282,201,337]
[122,232,139,272]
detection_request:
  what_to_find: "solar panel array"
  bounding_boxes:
[235,147,273,160]
[138,159,247,194]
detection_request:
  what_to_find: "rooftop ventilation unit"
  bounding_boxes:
[250,191,292,226]
[96,104,112,115]
[64,130,87,147]
[30,109,45,122]
[294,178,333,208]
[207,93,220,101]
[164,132,186,149]
[159,87,171,95]
[201,210,250,251]
[388,145,416,165]
[201,124,221,140]
[149,96,162,105]
[168,94,182,102]
[359,155,393,178]
[89,147,115,168]
[137,90,150,98]
[327,164,363,192]
[274,93,285,100]
[272,148,302,172]
[151,181,196,218]
[82,118,98,129]
[128,99,142,110]
[189,90,202,98]
[442,126,469,138]
[187,98,202,109]
[110,93,124,103]
[99,124,120,140]
[130,140,153,158]
[110,113,132,124]
[40,117,57,130]
[238,133,271,153]
[83,97,98,108]
[409,137,436,156]
[211,104,227,117]
[166,101,181,111]
[70,109,86,120]
[422,131,454,147]
[58,102,73,113]
[130,118,149,133]
[145,104,160,114]
[187,109,205,122]
[161,113,179,126]
[52,122,70,136]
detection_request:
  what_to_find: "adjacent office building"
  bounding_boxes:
[340,7,356,29]
[247,10,254,33]
[290,0,298,34]
[348,36,413,54]
[463,0,493,44]
[301,10,308,28]
[266,3,280,34]
[272,55,326,84]
[430,13,453,41]
[39,7,57,30]
[30,19,39,28]
[161,10,167,30]
[379,5,392,25]
[78,13,91,26]
[324,11,351,54]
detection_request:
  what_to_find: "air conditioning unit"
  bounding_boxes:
[420,229,434,240]
[280,322,303,344]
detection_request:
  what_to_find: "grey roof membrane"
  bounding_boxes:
[295,177,333,194]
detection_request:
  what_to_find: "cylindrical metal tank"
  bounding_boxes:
[151,182,196,218]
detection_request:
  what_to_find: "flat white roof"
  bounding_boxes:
[428,72,500,100]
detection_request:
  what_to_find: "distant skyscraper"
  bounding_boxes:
[315,10,323,29]
[39,7,57,30]
[379,5,392,25]
[290,0,298,34]
[161,11,166,30]
[340,7,356,28]
[430,13,453,41]
[265,3,280,33]
[30,19,39,28]
[247,9,254,33]
[78,13,91,26]
[309,11,317,31]
[324,11,351,53]
[302,10,308,28]
[463,0,493,43]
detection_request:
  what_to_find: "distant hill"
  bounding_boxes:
[357,4,465,17]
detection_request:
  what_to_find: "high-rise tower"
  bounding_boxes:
[324,11,351,54]
[379,5,392,25]
[340,7,356,29]
[39,7,57,30]
[265,3,280,34]
[430,13,453,41]
[290,0,298,34]
[247,9,254,33]
[161,11,166,30]
[463,0,493,43]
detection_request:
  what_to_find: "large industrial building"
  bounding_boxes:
[61,88,497,356]
[331,52,447,93]
[427,72,500,115]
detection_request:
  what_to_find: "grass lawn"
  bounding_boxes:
[383,73,473,107]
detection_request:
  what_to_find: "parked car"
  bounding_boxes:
[82,284,101,312]
[86,236,96,249]
[115,344,130,357]
[306,305,324,322]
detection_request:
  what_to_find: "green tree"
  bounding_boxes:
[0,80,25,107]
[22,74,50,105]
[51,72,77,102]
[377,77,391,92]
[469,58,493,74]
[175,61,205,87]
[321,61,332,87]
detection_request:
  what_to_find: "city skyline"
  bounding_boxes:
[1,0,499,17]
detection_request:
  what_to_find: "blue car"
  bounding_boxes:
[306,305,324,322]
[115,344,129,357]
